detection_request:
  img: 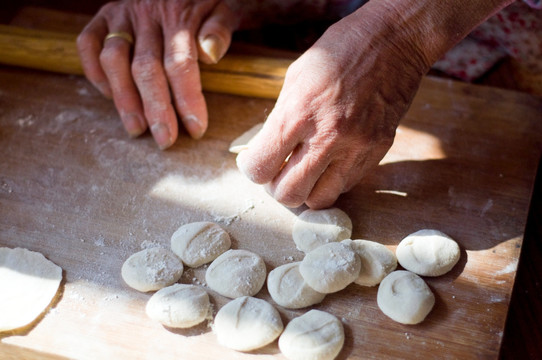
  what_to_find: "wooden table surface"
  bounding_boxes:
[1,44,542,359]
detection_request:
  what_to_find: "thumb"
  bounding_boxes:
[197,2,238,64]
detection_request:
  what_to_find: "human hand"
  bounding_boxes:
[236,7,429,209]
[77,0,238,149]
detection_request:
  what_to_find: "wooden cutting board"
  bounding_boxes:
[0,59,541,359]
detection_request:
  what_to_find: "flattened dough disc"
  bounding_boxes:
[0,247,62,332]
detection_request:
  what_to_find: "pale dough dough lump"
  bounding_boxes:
[342,239,397,287]
[377,270,435,325]
[0,247,62,332]
[299,242,361,294]
[267,262,325,309]
[146,284,210,328]
[229,122,264,153]
[279,309,344,360]
[213,296,283,352]
[171,221,231,268]
[396,229,460,277]
[121,247,184,292]
[205,249,266,298]
[292,208,353,253]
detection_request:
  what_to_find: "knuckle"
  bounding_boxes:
[131,54,162,82]
[273,185,306,208]
[99,45,125,66]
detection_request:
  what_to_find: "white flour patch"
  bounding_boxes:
[495,261,517,276]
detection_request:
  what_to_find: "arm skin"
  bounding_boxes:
[235,0,515,209]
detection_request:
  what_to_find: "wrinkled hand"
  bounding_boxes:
[77,0,238,149]
[236,9,428,209]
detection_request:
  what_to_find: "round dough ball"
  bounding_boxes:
[213,296,283,352]
[292,208,353,253]
[279,309,344,360]
[299,242,361,294]
[121,247,184,292]
[146,284,210,328]
[205,249,266,298]
[342,239,397,287]
[171,221,231,268]
[0,247,62,331]
[396,229,460,276]
[377,270,435,325]
[267,262,325,309]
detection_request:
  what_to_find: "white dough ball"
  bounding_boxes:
[267,262,325,309]
[396,229,460,276]
[205,249,266,298]
[279,309,344,360]
[146,284,210,328]
[171,221,231,268]
[213,296,284,352]
[299,242,361,294]
[121,247,184,292]
[292,208,353,253]
[377,270,435,325]
[342,239,397,287]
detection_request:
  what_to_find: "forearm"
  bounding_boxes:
[344,0,516,72]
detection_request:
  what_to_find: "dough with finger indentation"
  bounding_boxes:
[292,208,352,253]
[171,221,231,268]
[146,284,210,328]
[279,309,344,360]
[299,242,361,294]
[213,296,283,351]
[396,229,460,277]
[377,270,435,324]
[342,239,397,286]
[205,249,266,298]
[267,262,325,309]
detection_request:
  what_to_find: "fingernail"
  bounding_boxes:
[184,115,205,139]
[124,113,145,138]
[199,34,223,64]
[151,123,173,150]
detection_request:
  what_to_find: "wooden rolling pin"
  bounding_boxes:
[0,24,290,99]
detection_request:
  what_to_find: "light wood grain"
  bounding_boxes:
[1,59,541,359]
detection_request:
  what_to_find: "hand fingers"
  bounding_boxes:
[197,2,238,64]
[264,142,332,208]
[99,15,147,138]
[235,109,302,185]
[162,21,207,140]
[131,14,179,149]
[77,13,112,97]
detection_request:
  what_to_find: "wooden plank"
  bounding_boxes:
[0,64,541,359]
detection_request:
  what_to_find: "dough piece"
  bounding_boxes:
[171,221,231,268]
[342,239,397,287]
[0,247,62,332]
[267,262,325,309]
[121,247,184,292]
[205,249,266,298]
[299,242,361,294]
[213,296,283,351]
[229,122,264,153]
[396,229,460,277]
[279,309,344,360]
[377,270,435,325]
[292,208,353,253]
[146,284,210,328]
